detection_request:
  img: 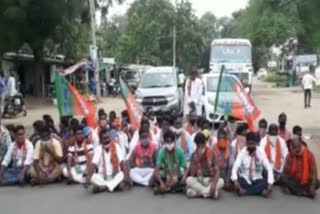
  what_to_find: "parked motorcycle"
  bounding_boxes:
[3,94,27,118]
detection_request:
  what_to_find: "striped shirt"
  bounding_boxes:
[68,142,94,166]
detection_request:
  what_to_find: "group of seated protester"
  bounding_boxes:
[0,110,318,199]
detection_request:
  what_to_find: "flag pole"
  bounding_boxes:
[212,65,225,135]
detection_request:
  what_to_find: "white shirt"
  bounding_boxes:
[2,140,33,167]
[92,144,124,176]
[184,78,203,104]
[7,76,17,97]
[231,147,274,185]
[179,73,186,84]
[118,131,129,160]
[88,128,100,150]
[302,73,317,90]
[259,136,288,173]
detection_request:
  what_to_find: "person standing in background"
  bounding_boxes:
[302,67,317,108]
[184,71,203,117]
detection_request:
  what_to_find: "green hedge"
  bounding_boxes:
[265,72,288,83]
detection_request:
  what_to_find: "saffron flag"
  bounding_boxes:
[59,58,88,76]
[119,77,143,131]
[55,72,97,127]
[214,68,260,131]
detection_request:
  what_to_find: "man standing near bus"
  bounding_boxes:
[184,71,203,116]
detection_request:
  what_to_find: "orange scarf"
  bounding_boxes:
[215,142,230,168]
[102,141,120,177]
[13,142,26,165]
[186,123,198,135]
[290,146,309,185]
[193,146,214,177]
[265,137,282,170]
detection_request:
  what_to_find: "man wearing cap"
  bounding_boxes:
[184,71,203,117]
[83,126,100,150]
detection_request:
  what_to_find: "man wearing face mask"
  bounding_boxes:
[280,138,319,198]
[260,124,288,182]
[184,113,199,136]
[129,128,158,186]
[30,126,63,185]
[154,130,187,194]
[278,113,292,141]
[231,125,247,158]
[171,118,195,162]
[185,132,224,198]
[213,129,235,191]
[257,119,268,140]
[232,132,274,197]
[84,129,131,193]
[63,125,94,184]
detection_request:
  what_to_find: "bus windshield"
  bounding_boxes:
[210,45,251,62]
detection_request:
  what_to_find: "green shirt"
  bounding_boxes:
[156,147,186,177]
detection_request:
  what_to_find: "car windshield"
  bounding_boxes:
[210,45,251,62]
[207,76,234,92]
[140,72,174,88]
[229,72,249,83]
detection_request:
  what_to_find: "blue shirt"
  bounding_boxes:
[176,131,195,161]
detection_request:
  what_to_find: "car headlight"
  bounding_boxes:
[208,97,215,105]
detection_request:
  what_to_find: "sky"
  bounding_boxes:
[108,0,249,18]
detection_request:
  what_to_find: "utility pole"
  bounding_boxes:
[173,0,177,69]
[89,0,101,100]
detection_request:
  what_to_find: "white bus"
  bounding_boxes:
[210,38,253,92]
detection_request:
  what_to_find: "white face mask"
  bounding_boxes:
[165,144,175,151]
[269,136,278,145]
[292,134,300,139]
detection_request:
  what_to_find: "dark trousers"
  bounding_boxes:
[0,167,23,185]
[154,177,185,193]
[280,175,320,196]
[304,89,312,107]
[238,177,268,196]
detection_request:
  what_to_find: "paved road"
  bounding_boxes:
[0,185,319,214]
[1,78,320,213]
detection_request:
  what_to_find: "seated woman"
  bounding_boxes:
[153,130,187,194]
[280,138,319,198]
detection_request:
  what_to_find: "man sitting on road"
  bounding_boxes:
[280,138,319,198]
[257,119,268,141]
[260,124,288,182]
[185,132,224,199]
[0,124,12,165]
[231,125,247,158]
[63,125,94,184]
[0,125,33,185]
[83,126,100,150]
[30,126,63,185]
[84,129,131,193]
[153,130,187,194]
[111,118,129,159]
[129,127,158,186]
[278,113,292,142]
[213,129,235,190]
[171,117,195,163]
[232,132,274,197]
[184,113,199,136]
